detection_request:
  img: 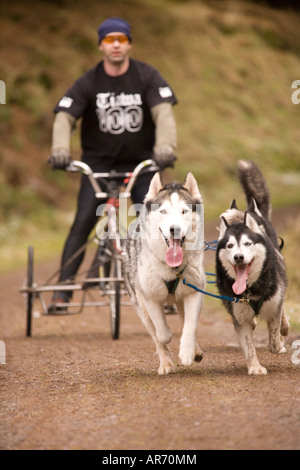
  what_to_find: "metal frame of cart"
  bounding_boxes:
[19,159,158,339]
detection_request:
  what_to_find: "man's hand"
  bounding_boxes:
[48,149,72,170]
[154,148,177,170]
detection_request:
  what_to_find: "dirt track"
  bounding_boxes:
[0,219,300,451]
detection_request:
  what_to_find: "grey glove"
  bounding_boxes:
[154,149,177,170]
[48,149,72,170]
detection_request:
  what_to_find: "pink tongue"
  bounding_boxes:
[166,239,183,268]
[232,265,248,295]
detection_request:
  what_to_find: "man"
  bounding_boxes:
[48,17,178,311]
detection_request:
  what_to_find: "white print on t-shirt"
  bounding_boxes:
[96,92,142,109]
[159,87,172,98]
[95,92,144,135]
[58,96,74,108]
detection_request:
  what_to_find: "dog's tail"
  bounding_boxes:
[238,160,271,220]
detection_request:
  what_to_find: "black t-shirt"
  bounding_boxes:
[54,59,177,171]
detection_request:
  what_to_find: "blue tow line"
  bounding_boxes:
[182,277,244,304]
[179,239,250,305]
[204,241,218,284]
[204,240,218,252]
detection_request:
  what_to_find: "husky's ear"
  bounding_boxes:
[183,172,202,201]
[230,199,238,210]
[244,211,262,234]
[144,172,163,201]
[248,197,263,218]
[219,216,229,240]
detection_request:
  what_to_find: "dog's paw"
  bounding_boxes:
[248,364,267,376]
[269,341,286,354]
[179,348,195,367]
[195,344,204,362]
[158,362,176,375]
[194,352,204,363]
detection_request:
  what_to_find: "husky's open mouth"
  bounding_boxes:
[161,230,186,268]
[232,260,254,295]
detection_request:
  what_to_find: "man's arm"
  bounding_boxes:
[52,111,76,153]
[150,102,177,169]
[151,102,177,154]
[49,111,76,168]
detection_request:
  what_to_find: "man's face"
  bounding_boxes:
[99,32,132,65]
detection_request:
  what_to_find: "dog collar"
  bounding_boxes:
[248,297,265,316]
[164,266,186,295]
[238,294,265,316]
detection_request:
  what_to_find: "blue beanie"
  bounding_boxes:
[98,18,132,44]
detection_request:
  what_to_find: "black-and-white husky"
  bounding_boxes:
[123,172,205,375]
[216,160,289,375]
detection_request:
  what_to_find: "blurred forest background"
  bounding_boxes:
[0,0,300,319]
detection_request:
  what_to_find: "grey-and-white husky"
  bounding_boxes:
[216,160,289,375]
[123,172,205,375]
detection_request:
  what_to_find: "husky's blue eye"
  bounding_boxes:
[160,209,167,215]
[244,242,252,247]
[182,208,189,215]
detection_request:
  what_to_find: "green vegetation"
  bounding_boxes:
[1,0,300,315]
